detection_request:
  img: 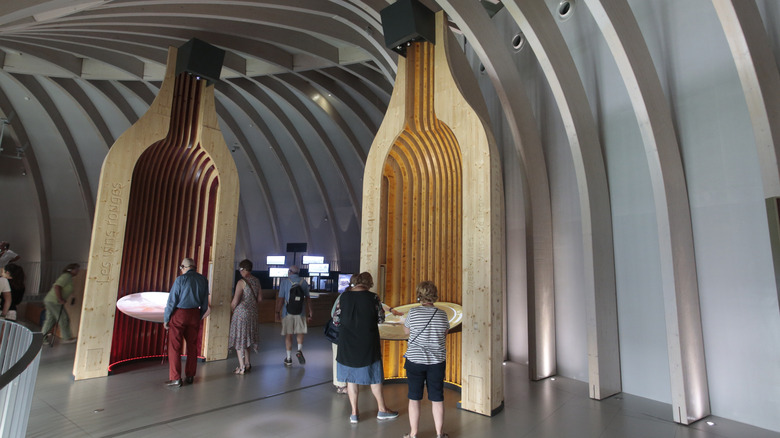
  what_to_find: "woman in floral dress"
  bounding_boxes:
[229,259,262,374]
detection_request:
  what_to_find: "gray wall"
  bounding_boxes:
[471,0,780,431]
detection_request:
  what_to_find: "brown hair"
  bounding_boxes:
[416,281,438,304]
[238,259,253,271]
[353,272,374,289]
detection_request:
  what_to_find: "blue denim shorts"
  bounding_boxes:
[404,359,446,401]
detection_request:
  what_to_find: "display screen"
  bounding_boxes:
[308,263,329,274]
[266,255,285,265]
[302,255,324,265]
[337,273,352,293]
[269,267,288,278]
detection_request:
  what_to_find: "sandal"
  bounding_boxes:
[233,367,245,375]
[245,364,252,373]
[336,386,347,394]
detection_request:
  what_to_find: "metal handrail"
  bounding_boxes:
[0,320,42,438]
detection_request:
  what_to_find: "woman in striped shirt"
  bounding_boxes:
[403,281,450,438]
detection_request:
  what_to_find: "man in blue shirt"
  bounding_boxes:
[164,258,209,387]
[275,265,313,366]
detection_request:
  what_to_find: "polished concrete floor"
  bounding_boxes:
[27,323,780,438]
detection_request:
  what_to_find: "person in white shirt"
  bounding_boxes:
[0,271,11,319]
[0,241,20,267]
[402,281,450,438]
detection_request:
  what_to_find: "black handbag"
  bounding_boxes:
[323,317,339,343]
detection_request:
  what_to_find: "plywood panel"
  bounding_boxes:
[74,46,238,380]
[362,12,503,415]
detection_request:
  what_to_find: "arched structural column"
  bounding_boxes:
[712,0,780,315]
[362,11,504,416]
[73,45,239,380]
[437,0,556,381]
[584,0,710,423]
[502,0,620,400]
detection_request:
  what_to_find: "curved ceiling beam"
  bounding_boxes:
[500,0,619,399]
[299,70,379,134]
[75,0,397,76]
[584,0,710,423]
[267,74,367,165]
[51,77,115,148]
[437,1,556,380]
[24,1,396,77]
[214,79,312,245]
[0,0,107,27]
[247,74,361,221]
[118,80,156,106]
[12,73,94,223]
[342,63,394,97]
[713,0,780,197]
[22,22,318,68]
[317,66,391,113]
[213,96,282,253]
[5,31,169,66]
[0,38,83,76]
[89,79,140,125]
[6,34,145,78]
[0,84,51,263]
[231,76,342,261]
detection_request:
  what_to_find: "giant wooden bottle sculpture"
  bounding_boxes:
[363,6,505,415]
[73,40,239,380]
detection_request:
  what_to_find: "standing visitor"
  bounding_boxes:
[163,258,209,387]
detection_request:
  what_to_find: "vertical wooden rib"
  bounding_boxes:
[110,73,220,365]
[381,42,463,384]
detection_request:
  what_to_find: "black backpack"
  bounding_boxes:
[286,281,305,315]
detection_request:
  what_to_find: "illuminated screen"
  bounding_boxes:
[308,263,329,274]
[337,273,352,293]
[267,255,285,265]
[302,255,324,265]
[269,267,288,278]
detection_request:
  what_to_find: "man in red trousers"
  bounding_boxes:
[163,257,210,387]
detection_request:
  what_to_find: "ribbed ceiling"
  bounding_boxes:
[0,0,429,270]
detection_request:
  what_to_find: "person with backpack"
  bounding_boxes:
[275,265,312,367]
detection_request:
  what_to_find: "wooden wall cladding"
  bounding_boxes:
[74,46,239,380]
[380,41,463,385]
[110,73,218,364]
[362,12,504,416]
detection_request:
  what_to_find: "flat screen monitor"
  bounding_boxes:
[309,272,321,277]
[337,273,352,293]
[302,255,324,265]
[308,263,329,274]
[269,267,288,278]
[267,255,285,265]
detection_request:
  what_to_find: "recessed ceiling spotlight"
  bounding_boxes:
[557,0,575,21]
[512,33,525,51]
